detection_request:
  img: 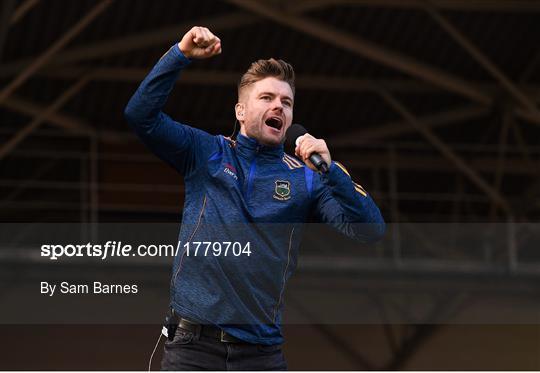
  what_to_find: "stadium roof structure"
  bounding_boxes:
[0,1,540,256]
[1,2,540,368]
[2,0,540,224]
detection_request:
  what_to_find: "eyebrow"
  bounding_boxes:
[258,91,294,103]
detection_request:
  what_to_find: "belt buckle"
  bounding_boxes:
[220,329,227,342]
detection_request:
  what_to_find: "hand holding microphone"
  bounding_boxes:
[285,124,331,173]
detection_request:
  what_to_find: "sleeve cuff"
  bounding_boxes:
[157,43,191,68]
[173,44,191,63]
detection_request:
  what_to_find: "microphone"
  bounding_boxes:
[285,124,329,173]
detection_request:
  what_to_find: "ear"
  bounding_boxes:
[235,103,245,122]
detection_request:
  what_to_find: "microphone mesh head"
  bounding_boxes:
[285,123,307,155]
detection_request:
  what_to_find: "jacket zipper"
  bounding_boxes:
[244,146,260,201]
[172,194,207,286]
[272,226,295,323]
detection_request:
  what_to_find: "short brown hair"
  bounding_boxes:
[238,58,295,98]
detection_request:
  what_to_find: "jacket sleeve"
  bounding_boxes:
[311,161,385,243]
[124,43,218,176]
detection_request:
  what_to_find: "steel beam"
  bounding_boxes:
[289,0,540,13]
[30,67,540,98]
[0,76,92,160]
[376,89,512,213]
[489,111,511,218]
[227,0,491,104]
[426,6,540,122]
[9,0,40,25]
[0,0,16,61]
[0,12,255,78]
[0,0,112,105]
[286,296,375,370]
[1,95,123,142]
[3,144,538,176]
[331,105,489,146]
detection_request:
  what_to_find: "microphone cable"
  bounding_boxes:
[147,330,164,371]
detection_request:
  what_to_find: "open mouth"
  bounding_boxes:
[264,116,283,131]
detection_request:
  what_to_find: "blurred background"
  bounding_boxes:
[0,0,539,370]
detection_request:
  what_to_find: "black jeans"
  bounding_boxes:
[161,326,287,371]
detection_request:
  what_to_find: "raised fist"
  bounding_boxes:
[178,26,222,59]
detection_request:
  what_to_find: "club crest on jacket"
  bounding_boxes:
[273,180,291,201]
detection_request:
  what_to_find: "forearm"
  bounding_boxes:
[123,44,215,175]
[124,44,190,129]
[319,162,386,242]
[122,27,221,175]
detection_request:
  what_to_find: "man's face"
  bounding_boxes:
[237,77,294,147]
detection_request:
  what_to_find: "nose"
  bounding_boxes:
[271,98,283,112]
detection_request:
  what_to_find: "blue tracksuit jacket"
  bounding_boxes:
[124,44,385,345]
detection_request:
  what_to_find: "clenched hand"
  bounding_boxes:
[178,26,222,59]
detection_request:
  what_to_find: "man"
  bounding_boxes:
[125,26,385,370]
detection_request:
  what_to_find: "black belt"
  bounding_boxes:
[178,317,243,343]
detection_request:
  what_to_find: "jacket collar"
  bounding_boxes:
[235,133,284,160]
